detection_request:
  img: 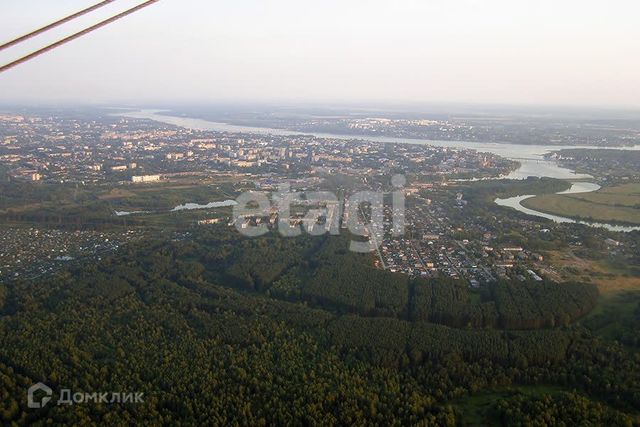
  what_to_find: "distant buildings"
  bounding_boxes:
[9,169,42,181]
[131,175,162,184]
[198,218,223,225]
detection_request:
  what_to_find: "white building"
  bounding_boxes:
[131,175,162,184]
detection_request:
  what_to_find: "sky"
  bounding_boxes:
[0,0,639,108]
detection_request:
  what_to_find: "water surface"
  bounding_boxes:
[495,183,640,232]
[119,109,640,232]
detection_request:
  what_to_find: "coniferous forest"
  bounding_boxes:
[0,227,638,425]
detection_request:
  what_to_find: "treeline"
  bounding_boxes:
[491,391,636,426]
[308,273,598,330]
[327,316,572,366]
[583,292,640,350]
[0,235,638,424]
[174,229,599,330]
[488,281,598,329]
[0,181,238,231]
[462,177,572,202]
[0,180,135,230]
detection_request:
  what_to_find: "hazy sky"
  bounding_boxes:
[0,0,639,107]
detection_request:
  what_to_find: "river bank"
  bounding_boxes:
[118,109,640,232]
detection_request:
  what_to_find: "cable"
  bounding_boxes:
[0,0,119,52]
[0,0,160,74]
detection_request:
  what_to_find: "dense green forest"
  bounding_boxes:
[0,228,638,425]
[166,230,599,330]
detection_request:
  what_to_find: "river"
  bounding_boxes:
[495,183,640,232]
[118,109,640,232]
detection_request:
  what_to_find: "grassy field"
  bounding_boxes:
[98,182,238,211]
[547,250,640,292]
[522,183,640,225]
[0,177,245,229]
[571,183,640,207]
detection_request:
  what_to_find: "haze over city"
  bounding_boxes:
[1,0,639,107]
[2,1,640,425]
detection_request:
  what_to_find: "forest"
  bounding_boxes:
[166,229,599,330]
[0,227,638,425]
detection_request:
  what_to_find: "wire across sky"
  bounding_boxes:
[0,0,160,74]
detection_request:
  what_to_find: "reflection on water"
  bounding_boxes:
[495,183,640,233]
[118,110,640,232]
[504,160,591,180]
[114,200,237,216]
[121,110,302,137]
[120,109,639,180]
[557,182,601,195]
[115,210,150,217]
[171,200,237,212]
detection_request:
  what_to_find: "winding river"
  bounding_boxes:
[495,183,640,232]
[119,109,640,232]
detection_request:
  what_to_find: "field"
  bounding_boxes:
[0,177,245,229]
[546,250,640,294]
[522,183,640,225]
